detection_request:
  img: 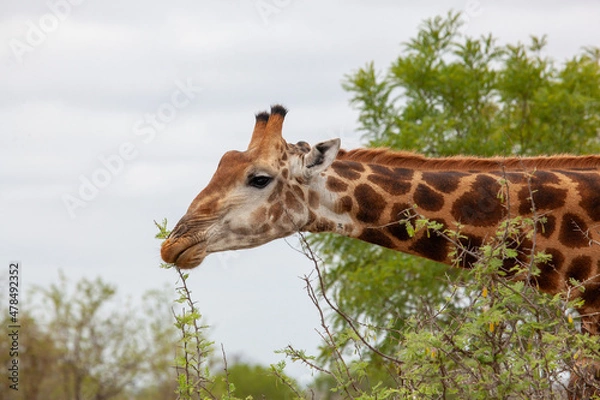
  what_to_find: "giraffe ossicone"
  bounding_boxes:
[161,104,600,331]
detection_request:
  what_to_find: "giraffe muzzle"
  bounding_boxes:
[161,236,208,269]
[160,215,214,269]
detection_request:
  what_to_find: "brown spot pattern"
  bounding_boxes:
[386,222,411,242]
[284,191,302,213]
[358,229,394,248]
[559,213,589,248]
[252,206,268,219]
[392,167,414,180]
[368,174,412,196]
[307,210,317,224]
[369,164,392,176]
[332,161,363,180]
[537,215,556,239]
[413,183,445,211]
[581,266,600,309]
[268,181,284,202]
[517,185,567,215]
[561,171,600,221]
[326,176,348,192]
[409,226,448,262]
[546,248,566,270]
[390,203,413,221]
[268,203,283,221]
[293,141,311,153]
[422,171,468,193]
[533,248,564,292]
[451,175,505,227]
[346,161,365,172]
[366,166,413,196]
[492,170,561,185]
[292,185,305,201]
[532,171,560,184]
[354,184,385,223]
[315,218,335,232]
[387,203,413,241]
[337,196,353,213]
[567,255,593,284]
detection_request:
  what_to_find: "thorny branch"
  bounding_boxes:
[174,267,216,400]
[297,231,403,365]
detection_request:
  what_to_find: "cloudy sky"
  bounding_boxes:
[1,0,599,383]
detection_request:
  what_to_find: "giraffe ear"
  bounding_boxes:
[303,138,341,178]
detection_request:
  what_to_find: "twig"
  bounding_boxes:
[297,231,403,365]
[221,344,231,399]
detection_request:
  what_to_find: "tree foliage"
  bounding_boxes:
[0,273,178,400]
[211,363,299,400]
[292,219,600,398]
[344,11,600,156]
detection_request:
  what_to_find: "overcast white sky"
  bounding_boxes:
[1,0,599,384]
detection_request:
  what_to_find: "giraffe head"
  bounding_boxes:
[161,105,341,269]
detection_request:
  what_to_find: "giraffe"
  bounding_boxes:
[161,104,600,397]
[161,105,600,333]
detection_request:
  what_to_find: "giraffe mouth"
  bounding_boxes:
[161,237,208,269]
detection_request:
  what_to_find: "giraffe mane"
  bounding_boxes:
[336,148,600,171]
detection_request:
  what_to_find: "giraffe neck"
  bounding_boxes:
[304,157,478,265]
[302,150,600,308]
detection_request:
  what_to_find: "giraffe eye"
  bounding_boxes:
[248,175,273,189]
